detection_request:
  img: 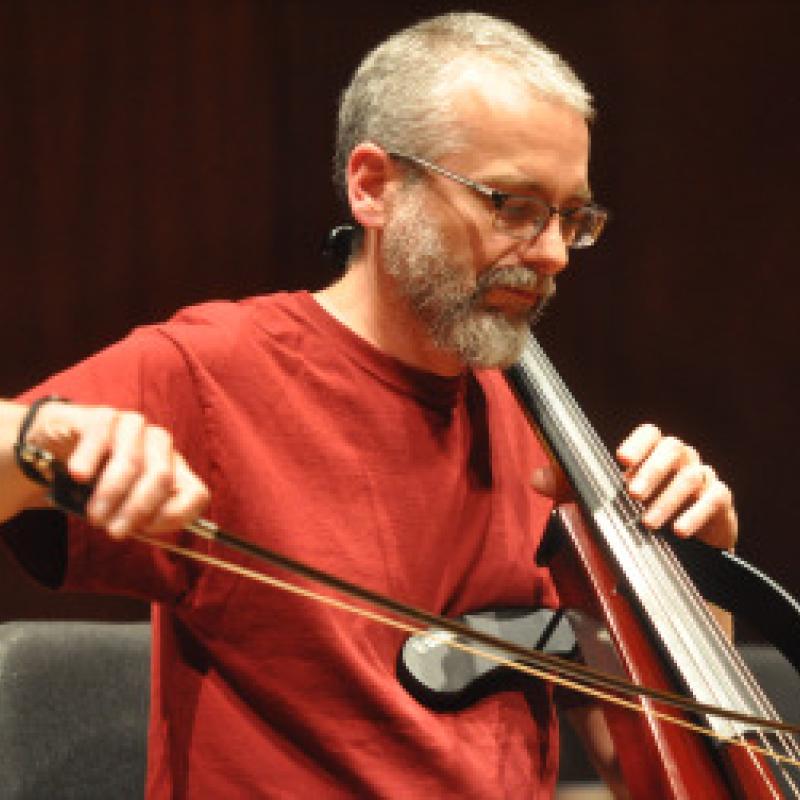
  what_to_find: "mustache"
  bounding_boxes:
[472,266,555,299]
[469,266,556,327]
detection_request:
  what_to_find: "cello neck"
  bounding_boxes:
[504,332,624,512]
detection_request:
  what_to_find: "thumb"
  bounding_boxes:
[530,463,573,502]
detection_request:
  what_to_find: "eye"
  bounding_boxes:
[497,196,548,229]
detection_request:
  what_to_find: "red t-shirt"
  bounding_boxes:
[7,291,560,798]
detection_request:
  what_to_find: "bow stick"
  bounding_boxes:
[13,441,800,763]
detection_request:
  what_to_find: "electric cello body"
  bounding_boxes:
[502,333,800,799]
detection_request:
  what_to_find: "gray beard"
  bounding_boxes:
[381,191,554,369]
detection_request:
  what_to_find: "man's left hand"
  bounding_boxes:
[616,423,737,551]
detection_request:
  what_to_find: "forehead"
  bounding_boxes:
[442,66,591,198]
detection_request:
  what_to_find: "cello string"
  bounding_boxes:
[642,516,800,767]
[522,335,775,715]
[512,400,799,791]
[636,525,800,772]
[520,336,797,779]
[521,338,796,735]
[619,485,800,783]
[609,484,790,756]
[518,339,742,710]
[531,346,800,769]
[516,336,800,778]
[651,544,800,780]
[129,527,800,771]
[612,479,800,769]
[521,335,800,787]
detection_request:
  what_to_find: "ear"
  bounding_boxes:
[346,143,397,231]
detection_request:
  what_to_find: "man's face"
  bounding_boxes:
[380,75,591,369]
[381,186,547,368]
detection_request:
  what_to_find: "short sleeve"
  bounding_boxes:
[2,326,213,604]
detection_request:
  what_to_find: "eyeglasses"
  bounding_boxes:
[389,152,609,249]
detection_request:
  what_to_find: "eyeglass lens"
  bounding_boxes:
[494,197,606,249]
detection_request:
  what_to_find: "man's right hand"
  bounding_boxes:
[1,399,209,539]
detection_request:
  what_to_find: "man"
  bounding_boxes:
[0,12,735,799]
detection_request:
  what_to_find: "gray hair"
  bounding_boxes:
[334,12,593,201]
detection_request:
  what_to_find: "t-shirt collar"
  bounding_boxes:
[298,291,468,411]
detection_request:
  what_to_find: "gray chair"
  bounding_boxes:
[0,621,797,799]
[0,620,150,800]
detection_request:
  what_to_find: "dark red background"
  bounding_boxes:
[2,1,798,626]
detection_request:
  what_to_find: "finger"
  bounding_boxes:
[616,423,661,468]
[84,412,148,529]
[25,400,82,461]
[65,406,119,483]
[627,436,698,502]
[105,425,177,538]
[640,462,712,530]
[143,457,210,535]
[673,471,734,543]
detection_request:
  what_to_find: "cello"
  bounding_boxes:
[500,331,800,798]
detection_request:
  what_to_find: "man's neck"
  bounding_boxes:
[313,256,464,377]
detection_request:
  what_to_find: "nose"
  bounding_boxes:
[517,215,569,277]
